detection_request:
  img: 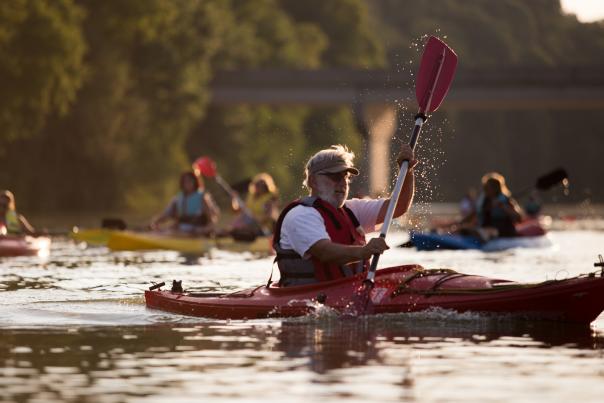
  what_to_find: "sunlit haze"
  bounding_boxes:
[561,0,604,22]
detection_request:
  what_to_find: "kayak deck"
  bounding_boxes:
[145,265,604,324]
[107,230,273,255]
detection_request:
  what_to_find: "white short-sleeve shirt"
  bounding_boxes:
[279,198,386,258]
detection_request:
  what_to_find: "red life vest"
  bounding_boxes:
[273,197,368,285]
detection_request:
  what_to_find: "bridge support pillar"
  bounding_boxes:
[360,103,398,196]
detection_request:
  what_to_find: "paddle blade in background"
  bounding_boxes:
[193,156,217,178]
[536,168,569,191]
[415,36,458,114]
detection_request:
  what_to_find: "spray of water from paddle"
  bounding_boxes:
[348,36,458,316]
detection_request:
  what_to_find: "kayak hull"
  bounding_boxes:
[145,265,604,324]
[411,217,551,252]
[107,230,272,255]
[70,228,113,246]
[0,236,51,257]
[410,231,552,252]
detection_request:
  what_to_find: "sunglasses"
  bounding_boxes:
[319,172,351,183]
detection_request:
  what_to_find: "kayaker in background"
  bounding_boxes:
[273,144,416,286]
[0,190,36,236]
[150,171,219,235]
[459,172,523,240]
[523,190,543,218]
[229,172,279,237]
[459,187,477,222]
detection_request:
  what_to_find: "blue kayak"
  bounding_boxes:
[409,231,552,252]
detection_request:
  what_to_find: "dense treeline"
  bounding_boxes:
[0,0,603,216]
[370,0,604,205]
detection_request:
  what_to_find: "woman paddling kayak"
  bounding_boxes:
[444,172,523,242]
[150,171,220,236]
[228,172,280,238]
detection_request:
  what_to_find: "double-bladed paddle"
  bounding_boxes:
[514,168,569,198]
[193,156,263,235]
[499,168,569,207]
[355,36,458,310]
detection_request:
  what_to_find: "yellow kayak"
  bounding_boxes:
[70,228,114,246]
[106,230,273,255]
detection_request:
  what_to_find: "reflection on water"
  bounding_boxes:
[1,317,603,402]
[1,230,604,401]
[0,275,58,291]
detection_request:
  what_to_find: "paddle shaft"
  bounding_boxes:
[364,44,450,285]
[365,115,425,282]
[214,174,256,220]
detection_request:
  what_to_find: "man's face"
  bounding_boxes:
[312,171,351,207]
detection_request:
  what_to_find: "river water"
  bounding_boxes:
[1,223,604,402]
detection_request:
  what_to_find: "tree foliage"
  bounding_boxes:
[0,0,85,147]
[1,0,603,216]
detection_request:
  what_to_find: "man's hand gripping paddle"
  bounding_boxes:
[350,36,458,315]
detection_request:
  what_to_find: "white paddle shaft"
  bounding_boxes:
[366,116,425,282]
[215,174,254,219]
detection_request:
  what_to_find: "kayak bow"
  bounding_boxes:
[0,235,51,257]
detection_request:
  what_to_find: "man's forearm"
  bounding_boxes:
[308,239,364,265]
[377,169,415,224]
[395,170,415,217]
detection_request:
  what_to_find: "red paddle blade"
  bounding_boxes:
[193,156,217,178]
[415,36,458,114]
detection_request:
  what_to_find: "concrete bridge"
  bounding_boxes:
[209,67,604,195]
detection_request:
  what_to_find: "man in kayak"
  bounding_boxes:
[273,144,416,286]
[150,171,220,235]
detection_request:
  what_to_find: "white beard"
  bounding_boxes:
[315,181,348,208]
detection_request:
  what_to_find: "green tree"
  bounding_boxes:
[190,0,385,202]
[0,0,85,151]
[3,0,228,212]
[280,0,386,68]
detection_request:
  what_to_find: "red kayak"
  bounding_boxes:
[515,217,550,237]
[145,263,604,324]
[0,235,51,257]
